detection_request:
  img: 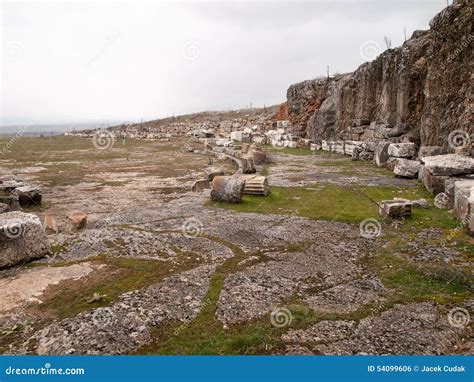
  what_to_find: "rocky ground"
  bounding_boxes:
[0,136,472,355]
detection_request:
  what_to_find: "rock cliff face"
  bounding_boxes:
[287,0,473,148]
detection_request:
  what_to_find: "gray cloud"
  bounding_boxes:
[1,0,447,126]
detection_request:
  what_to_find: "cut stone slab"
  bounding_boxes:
[393,198,429,208]
[375,142,391,167]
[333,141,345,155]
[453,180,474,224]
[240,157,256,174]
[418,146,445,160]
[230,131,243,142]
[0,211,49,268]
[210,176,245,203]
[0,180,25,192]
[344,141,363,156]
[13,185,42,207]
[321,140,331,151]
[387,143,416,158]
[394,159,421,178]
[379,200,412,219]
[423,154,474,176]
[421,168,448,195]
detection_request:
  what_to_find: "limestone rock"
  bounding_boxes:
[286,2,472,147]
[67,211,87,230]
[191,179,210,192]
[421,167,448,195]
[393,159,421,178]
[351,146,363,161]
[412,198,430,209]
[13,185,42,207]
[249,148,267,165]
[423,154,474,176]
[0,203,10,214]
[375,142,391,167]
[386,158,399,171]
[333,141,345,155]
[210,176,245,203]
[388,143,416,158]
[0,193,21,211]
[454,146,470,156]
[230,131,243,142]
[204,167,225,181]
[359,150,374,161]
[0,180,25,193]
[453,180,474,225]
[240,157,256,174]
[434,192,451,209]
[344,141,363,156]
[0,211,49,268]
[43,213,59,234]
[379,200,412,219]
[393,198,429,209]
[418,146,445,160]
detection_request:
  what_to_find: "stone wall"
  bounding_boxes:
[286,0,473,149]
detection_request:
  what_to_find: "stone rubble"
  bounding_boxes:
[379,200,412,219]
[0,211,49,268]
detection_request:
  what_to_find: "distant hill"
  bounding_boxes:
[107,106,280,131]
[0,122,127,136]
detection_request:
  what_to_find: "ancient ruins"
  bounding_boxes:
[0,0,472,355]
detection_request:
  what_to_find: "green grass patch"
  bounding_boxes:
[0,324,24,355]
[208,183,459,226]
[368,252,472,305]
[35,254,201,320]
[265,147,321,156]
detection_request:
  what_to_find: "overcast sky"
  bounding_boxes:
[1,0,448,127]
